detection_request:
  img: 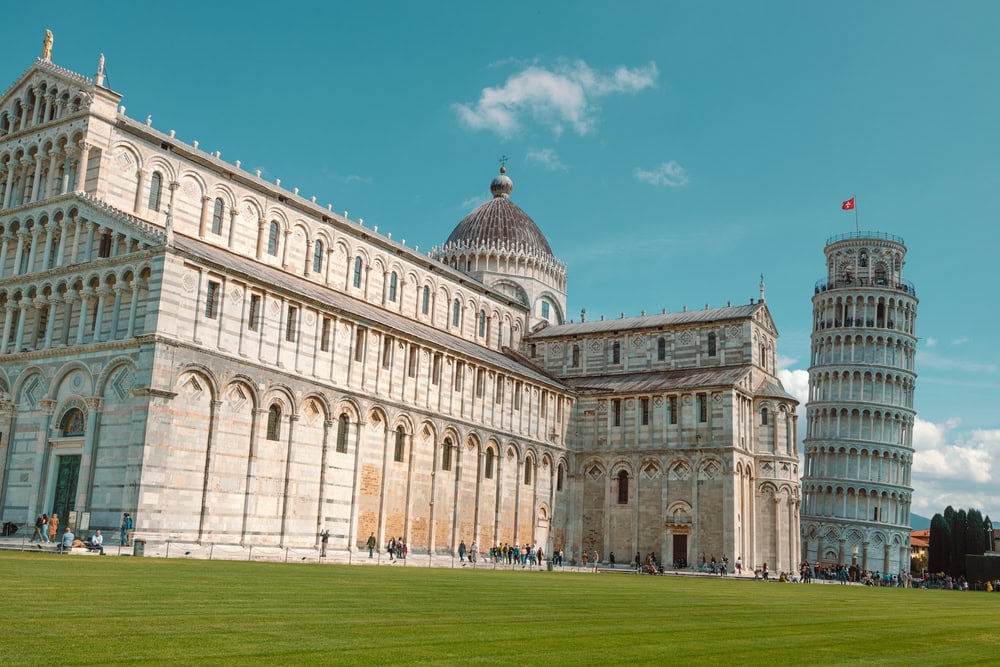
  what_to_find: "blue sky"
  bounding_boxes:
[7,1,999,520]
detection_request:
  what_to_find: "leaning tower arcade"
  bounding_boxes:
[800,231,917,575]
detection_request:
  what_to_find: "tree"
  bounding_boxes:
[950,509,968,576]
[928,513,951,574]
[966,509,986,556]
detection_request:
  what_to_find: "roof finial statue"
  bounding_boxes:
[759,273,766,302]
[95,53,106,87]
[41,30,53,61]
[499,154,508,174]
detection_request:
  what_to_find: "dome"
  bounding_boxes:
[444,167,554,258]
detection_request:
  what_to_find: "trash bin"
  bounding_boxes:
[133,539,145,557]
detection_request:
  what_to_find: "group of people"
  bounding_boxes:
[30,513,58,542]
[27,512,132,553]
[457,540,481,563]
[487,542,543,566]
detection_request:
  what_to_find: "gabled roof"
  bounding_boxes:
[0,58,93,111]
[527,302,768,339]
[169,234,569,392]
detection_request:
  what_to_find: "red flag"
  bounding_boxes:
[842,197,855,211]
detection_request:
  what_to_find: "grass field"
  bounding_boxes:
[2,552,998,666]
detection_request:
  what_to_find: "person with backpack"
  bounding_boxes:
[120,513,133,546]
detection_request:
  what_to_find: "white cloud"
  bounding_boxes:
[634,160,690,188]
[777,368,809,407]
[952,336,969,345]
[526,148,567,171]
[910,417,1000,516]
[924,337,937,348]
[454,60,658,137]
[917,350,997,374]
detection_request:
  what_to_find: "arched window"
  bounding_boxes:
[353,256,363,288]
[657,336,666,361]
[388,272,398,302]
[478,310,486,337]
[394,426,405,462]
[485,448,495,479]
[61,408,85,436]
[266,404,281,441]
[541,300,550,319]
[761,407,769,425]
[452,299,461,327]
[211,198,224,235]
[421,286,430,315]
[148,171,162,211]
[572,344,580,366]
[612,341,621,364]
[617,470,629,504]
[859,250,868,268]
[524,458,533,485]
[313,240,324,273]
[267,221,280,256]
[708,332,717,357]
[336,414,349,453]
[441,437,453,471]
[556,463,564,491]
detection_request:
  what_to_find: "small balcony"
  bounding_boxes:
[815,277,916,297]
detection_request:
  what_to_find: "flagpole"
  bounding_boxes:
[854,194,859,234]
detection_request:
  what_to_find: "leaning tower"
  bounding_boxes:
[800,231,917,575]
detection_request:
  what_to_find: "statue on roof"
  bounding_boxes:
[42,30,53,61]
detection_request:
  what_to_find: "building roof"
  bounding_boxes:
[527,302,767,339]
[755,379,798,402]
[910,529,930,549]
[442,167,554,260]
[562,366,752,395]
[170,234,569,392]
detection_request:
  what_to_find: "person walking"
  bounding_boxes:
[31,514,43,542]
[366,533,376,558]
[47,513,59,542]
[459,540,467,562]
[120,513,133,546]
[40,514,50,542]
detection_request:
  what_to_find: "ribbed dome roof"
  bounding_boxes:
[444,167,554,258]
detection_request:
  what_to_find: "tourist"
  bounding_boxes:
[609,552,616,568]
[40,514,50,542]
[469,540,478,563]
[86,530,105,555]
[386,536,395,561]
[59,526,74,553]
[762,562,769,581]
[48,513,60,542]
[120,513,132,546]
[320,529,329,557]
[459,540,467,562]
[736,556,742,575]
[366,532,376,558]
[31,514,44,542]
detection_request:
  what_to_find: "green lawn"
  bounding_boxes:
[2,552,997,666]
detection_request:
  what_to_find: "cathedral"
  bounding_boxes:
[0,39,801,571]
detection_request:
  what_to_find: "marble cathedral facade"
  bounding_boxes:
[0,42,801,571]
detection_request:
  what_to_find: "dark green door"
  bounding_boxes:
[52,455,81,525]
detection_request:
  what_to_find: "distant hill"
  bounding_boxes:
[911,513,931,531]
